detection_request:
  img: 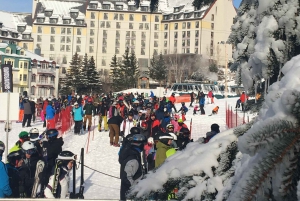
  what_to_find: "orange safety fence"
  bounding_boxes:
[175,94,191,103]
[226,103,248,129]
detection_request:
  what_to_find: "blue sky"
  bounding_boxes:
[0,0,242,12]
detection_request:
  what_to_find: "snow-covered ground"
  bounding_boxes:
[0,97,251,199]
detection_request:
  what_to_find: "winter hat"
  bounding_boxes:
[19,131,29,139]
[177,119,184,123]
[211,124,220,133]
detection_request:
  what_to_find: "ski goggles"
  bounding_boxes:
[167,125,174,129]
[23,148,36,155]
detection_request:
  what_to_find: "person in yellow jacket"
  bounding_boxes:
[9,131,30,153]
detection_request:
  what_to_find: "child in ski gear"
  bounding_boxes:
[155,132,174,168]
[212,106,219,115]
[144,137,155,171]
[0,141,12,198]
[207,90,214,104]
[178,102,188,114]
[235,99,241,109]
[83,98,96,131]
[166,124,175,134]
[108,115,124,146]
[120,112,136,137]
[146,113,161,138]
[177,128,191,150]
[44,151,78,199]
[199,93,205,115]
[9,131,30,153]
[72,102,84,135]
[205,124,220,143]
[193,104,199,115]
[119,134,146,201]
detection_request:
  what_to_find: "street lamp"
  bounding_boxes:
[218,41,231,98]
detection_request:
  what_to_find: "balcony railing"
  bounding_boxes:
[37,81,55,86]
[37,68,56,74]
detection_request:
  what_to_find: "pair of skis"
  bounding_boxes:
[31,160,45,198]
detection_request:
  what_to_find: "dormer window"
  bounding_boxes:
[116,5,123,10]
[50,18,58,24]
[141,6,148,12]
[70,10,79,18]
[174,7,180,13]
[102,4,110,10]
[1,31,8,37]
[184,13,189,18]
[89,3,97,9]
[37,17,45,23]
[76,19,84,25]
[17,25,26,33]
[22,34,31,39]
[44,9,53,17]
[12,32,18,38]
[63,19,71,24]
[128,5,135,11]
[163,15,169,20]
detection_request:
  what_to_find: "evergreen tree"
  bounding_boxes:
[128,51,139,88]
[192,0,214,10]
[209,62,218,73]
[87,56,102,93]
[148,53,167,86]
[78,53,89,93]
[110,54,124,91]
[64,52,83,93]
[120,48,139,89]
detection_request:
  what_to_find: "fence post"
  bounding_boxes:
[230,106,233,129]
[236,108,238,127]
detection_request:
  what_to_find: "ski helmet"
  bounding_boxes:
[46,129,59,139]
[159,133,173,145]
[7,150,23,166]
[57,151,77,161]
[22,141,36,155]
[0,141,5,156]
[148,137,154,144]
[166,124,174,130]
[130,127,140,135]
[130,134,146,147]
[29,128,40,142]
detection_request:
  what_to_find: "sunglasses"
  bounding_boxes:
[24,148,36,155]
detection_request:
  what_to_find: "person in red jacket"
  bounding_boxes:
[240,92,249,111]
[177,119,188,135]
[169,93,177,112]
[146,113,161,138]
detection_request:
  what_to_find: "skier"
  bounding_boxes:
[120,112,136,137]
[189,92,195,107]
[83,98,96,131]
[168,93,177,112]
[240,92,249,111]
[44,151,80,199]
[72,102,84,135]
[97,99,109,132]
[29,128,43,156]
[119,134,146,200]
[108,115,124,146]
[155,132,174,168]
[46,100,56,129]
[0,141,12,198]
[177,128,192,150]
[199,92,205,115]
[146,113,161,138]
[22,97,33,128]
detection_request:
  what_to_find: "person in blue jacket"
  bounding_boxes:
[199,92,205,115]
[72,102,84,134]
[46,100,56,129]
[0,141,12,198]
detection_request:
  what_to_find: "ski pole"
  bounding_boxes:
[93,116,95,141]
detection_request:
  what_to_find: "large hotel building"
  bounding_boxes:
[0,0,236,93]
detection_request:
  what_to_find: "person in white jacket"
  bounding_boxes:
[44,151,80,199]
[120,112,136,137]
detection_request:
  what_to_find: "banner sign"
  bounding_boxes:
[1,64,13,92]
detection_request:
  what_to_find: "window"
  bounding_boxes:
[67,28,71,34]
[175,32,178,38]
[38,26,42,33]
[91,12,95,19]
[63,19,70,24]
[164,32,168,39]
[154,41,158,47]
[60,45,65,51]
[116,22,121,29]
[154,24,159,30]
[19,75,22,81]
[163,15,169,20]
[131,40,135,46]
[211,14,214,21]
[50,18,57,24]
[154,32,159,39]
[182,40,185,46]
[128,5,135,11]
[66,45,71,52]
[66,36,71,43]
[164,41,167,47]
[130,14,134,21]
[196,30,199,37]
[132,31,136,38]
[141,6,148,12]
[36,44,41,49]
[153,49,158,56]
[196,21,199,28]
[187,22,191,29]
[51,27,55,34]
[187,39,190,46]
[155,15,159,22]
[120,14,124,20]
[142,32,146,39]
[77,28,81,35]
[50,44,54,51]
[116,31,120,38]
[175,23,178,30]
[126,31,130,37]
[139,23,143,30]
[61,28,65,34]
[103,38,107,46]
[142,15,147,21]
[141,40,145,47]
[115,47,120,54]
[89,46,94,53]
[77,37,81,44]
[211,32,214,38]
[195,39,199,46]
[22,34,31,40]
[104,13,108,20]
[187,31,190,37]
[145,23,149,30]
[31,75,36,82]
[186,48,190,53]
[116,39,120,46]
[130,48,135,53]
[90,38,94,44]
[174,40,177,47]
[141,48,145,55]
[182,31,186,38]
[91,21,95,27]
[129,23,133,29]
[23,43,28,49]
[37,35,42,42]
[20,63,23,68]
[126,39,130,46]
[211,23,214,30]
[182,22,186,29]
[37,17,44,23]
[164,24,168,30]
[100,22,105,28]
[114,13,118,20]
[164,49,167,54]
[106,22,111,28]
[50,36,55,43]
[63,56,67,64]
[76,45,81,52]
[102,57,106,66]
[23,74,27,81]
[116,5,123,10]
[103,30,107,37]
[90,29,95,36]
[24,63,28,69]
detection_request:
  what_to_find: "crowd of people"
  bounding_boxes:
[4,90,222,200]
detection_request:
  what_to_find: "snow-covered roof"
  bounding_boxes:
[0,11,32,40]
[0,43,8,48]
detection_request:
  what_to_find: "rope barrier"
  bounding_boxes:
[78,162,120,179]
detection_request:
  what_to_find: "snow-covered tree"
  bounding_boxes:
[110,54,123,91]
[63,52,83,93]
[148,53,167,87]
[87,56,102,93]
[120,48,139,89]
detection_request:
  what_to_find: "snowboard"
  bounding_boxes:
[52,160,62,196]
[31,160,45,198]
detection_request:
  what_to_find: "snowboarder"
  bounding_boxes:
[0,141,12,198]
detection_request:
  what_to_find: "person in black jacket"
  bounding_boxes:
[119,134,146,201]
[108,115,124,146]
[30,100,36,123]
[177,127,192,150]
